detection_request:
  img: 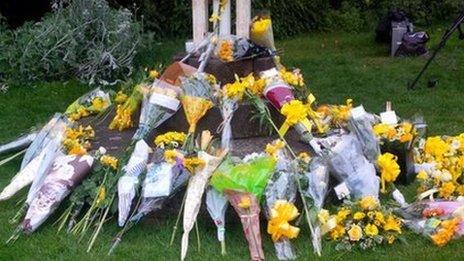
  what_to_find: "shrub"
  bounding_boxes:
[2,0,141,85]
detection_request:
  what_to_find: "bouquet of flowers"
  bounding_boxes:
[323,196,403,251]
[312,132,379,199]
[107,131,188,254]
[300,156,330,256]
[109,84,144,131]
[18,154,94,234]
[0,131,37,157]
[347,105,380,164]
[414,134,464,199]
[215,36,272,63]
[264,141,299,260]
[396,200,464,246]
[180,74,215,152]
[316,99,353,129]
[206,187,229,255]
[132,80,181,141]
[260,68,324,143]
[117,139,151,226]
[65,87,111,121]
[210,156,276,261]
[20,113,69,170]
[250,14,277,56]
[181,131,227,260]
[374,121,417,184]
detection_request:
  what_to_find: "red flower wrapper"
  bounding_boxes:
[224,190,264,261]
[21,154,94,233]
[263,82,295,110]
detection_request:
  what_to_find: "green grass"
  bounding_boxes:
[2,28,464,260]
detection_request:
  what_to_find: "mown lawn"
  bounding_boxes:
[1,28,464,260]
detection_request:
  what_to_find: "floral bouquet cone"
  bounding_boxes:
[117,140,151,226]
[181,96,213,134]
[206,188,229,255]
[181,150,226,260]
[132,82,181,140]
[210,156,276,261]
[21,154,94,233]
[225,190,264,260]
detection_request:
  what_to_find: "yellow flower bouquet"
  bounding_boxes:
[180,74,215,152]
[323,196,403,251]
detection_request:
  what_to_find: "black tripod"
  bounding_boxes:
[408,10,464,90]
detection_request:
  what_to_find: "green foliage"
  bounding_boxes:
[1,0,141,86]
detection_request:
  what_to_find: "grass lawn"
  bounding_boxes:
[1,28,464,260]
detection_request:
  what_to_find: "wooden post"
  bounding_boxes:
[236,0,251,38]
[192,0,208,43]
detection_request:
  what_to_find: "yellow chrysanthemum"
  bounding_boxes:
[416,170,428,180]
[217,40,234,62]
[336,208,351,223]
[439,182,456,199]
[91,97,108,112]
[364,224,379,237]
[353,212,365,220]
[183,157,206,174]
[238,196,251,209]
[280,100,309,126]
[154,131,187,149]
[431,218,459,247]
[425,136,449,159]
[279,68,305,87]
[251,18,271,36]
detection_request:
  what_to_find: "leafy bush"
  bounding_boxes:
[1,0,141,85]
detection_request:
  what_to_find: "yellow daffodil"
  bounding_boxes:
[377,153,401,193]
[267,200,300,242]
[364,223,379,237]
[348,224,363,241]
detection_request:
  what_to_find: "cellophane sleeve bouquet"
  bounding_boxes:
[132,79,181,141]
[264,140,299,260]
[260,68,315,144]
[396,200,464,246]
[210,155,276,261]
[312,132,379,199]
[19,154,94,234]
[65,87,111,121]
[20,113,69,170]
[0,131,37,156]
[206,187,229,255]
[181,131,227,261]
[323,196,403,251]
[347,105,380,164]
[180,73,215,152]
[413,134,464,200]
[117,139,151,226]
[299,156,330,256]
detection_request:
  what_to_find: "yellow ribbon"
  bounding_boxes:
[306,93,328,134]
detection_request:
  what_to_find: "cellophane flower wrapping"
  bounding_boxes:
[347,105,380,164]
[313,132,379,199]
[117,140,150,226]
[0,131,37,156]
[265,167,297,260]
[219,99,238,150]
[64,87,111,115]
[260,68,312,143]
[132,81,181,140]
[210,156,275,261]
[301,156,330,256]
[0,149,45,201]
[396,200,464,245]
[250,15,276,51]
[206,188,228,253]
[181,151,224,260]
[21,154,94,233]
[25,119,69,205]
[132,160,188,221]
[21,113,69,170]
